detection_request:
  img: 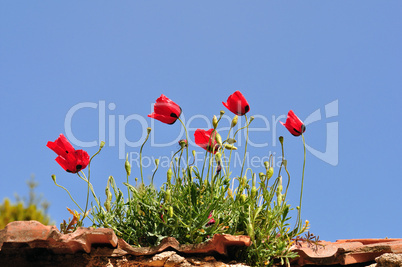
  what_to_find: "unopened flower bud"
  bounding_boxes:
[259,172,265,181]
[100,141,105,149]
[220,110,225,116]
[192,150,196,159]
[51,174,56,183]
[215,132,222,145]
[168,206,174,218]
[125,153,131,176]
[226,138,237,144]
[231,115,238,128]
[266,167,274,179]
[276,192,282,205]
[276,176,283,205]
[212,115,218,129]
[165,189,171,202]
[249,116,254,123]
[167,168,173,184]
[155,158,160,167]
[215,152,222,163]
[147,127,152,134]
[241,176,247,187]
[279,136,284,144]
[179,139,188,148]
[264,161,270,170]
[241,194,247,202]
[251,186,257,199]
[104,187,112,212]
[224,144,237,150]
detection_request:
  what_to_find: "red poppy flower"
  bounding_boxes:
[280,110,306,136]
[194,129,219,154]
[148,94,182,124]
[206,212,215,226]
[222,91,250,116]
[47,134,90,173]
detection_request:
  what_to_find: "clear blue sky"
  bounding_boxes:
[1,1,401,241]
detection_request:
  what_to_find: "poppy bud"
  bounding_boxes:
[147,127,152,134]
[168,206,174,218]
[104,187,112,212]
[241,194,247,202]
[155,158,160,167]
[125,153,131,176]
[220,110,225,116]
[224,144,237,150]
[100,141,105,149]
[241,176,247,187]
[266,167,274,179]
[251,186,257,199]
[279,136,284,144]
[212,115,218,129]
[227,138,237,144]
[192,150,196,158]
[264,161,270,170]
[179,139,188,148]
[51,174,56,183]
[231,115,238,128]
[249,116,254,123]
[259,172,265,181]
[104,201,111,212]
[215,132,222,146]
[165,189,171,202]
[167,168,173,184]
[215,152,222,164]
[276,176,283,205]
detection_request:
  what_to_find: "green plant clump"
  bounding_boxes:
[48,92,309,266]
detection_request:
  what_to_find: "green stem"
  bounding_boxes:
[80,144,104,225]
[298,133,307,229]
[224,127,233,178]
[78,171,91,226]
[200,150,208,180]
[53,180,84,213]
[139,131,151,184]
[178,117,189,169]
[126,172,131,216]
[240,115,249,178]
[151,162,159,185]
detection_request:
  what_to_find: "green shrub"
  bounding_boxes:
[0,176,51,228]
